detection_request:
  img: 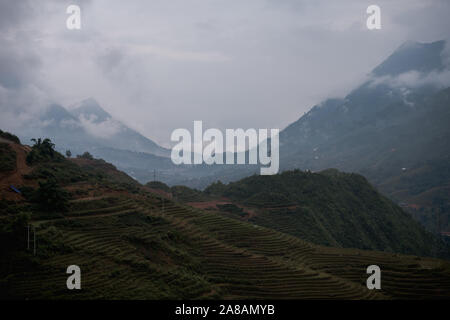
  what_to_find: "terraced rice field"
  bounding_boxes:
[5,195,450,299]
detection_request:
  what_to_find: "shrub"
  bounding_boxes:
[146,181,171,193]
[32,179,70,213]
[77,152,94,160]
[26,138,58,165]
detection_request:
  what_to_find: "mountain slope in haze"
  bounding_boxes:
[2,132,450,300]
[277,40,450,233]
[70,98,113,122]
[203,169,448,258]
[280,40,448,162]
[372,40,446,76]
[69,98,169,157]
[20,98,169,159]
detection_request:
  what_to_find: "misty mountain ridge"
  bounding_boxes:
[372,40,446,77]
[70,97,113,123]
[23,98,170,161]
[280,40,450,168]
[277,40,450,234]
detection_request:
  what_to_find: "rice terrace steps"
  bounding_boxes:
[5,194,450,299]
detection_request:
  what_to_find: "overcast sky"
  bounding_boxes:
[1,0,450,147]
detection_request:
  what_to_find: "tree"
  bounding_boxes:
[32,179,70,212]
[77,151,94,160]
[40,138,56,157]
[65,150,72,158]
[27,138,57,164]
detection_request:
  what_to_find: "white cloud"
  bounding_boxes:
[369,69,450,89]
[128,44,231,62]
[78,114,123,139]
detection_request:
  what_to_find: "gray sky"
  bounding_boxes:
[1,0,450,147]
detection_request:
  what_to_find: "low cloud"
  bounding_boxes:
[128,44,231,62]
[78,114,123,138]
[369,68,450,90]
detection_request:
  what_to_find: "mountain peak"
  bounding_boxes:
[372,40,446,77]
[71,98,112,122]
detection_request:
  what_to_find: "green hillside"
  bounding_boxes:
[2,193,450,299]
[204,170,448,257]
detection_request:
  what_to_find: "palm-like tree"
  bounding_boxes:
[31,138,42,147]
[30,137,55,157]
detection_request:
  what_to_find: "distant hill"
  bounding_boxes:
[204,169,448,258]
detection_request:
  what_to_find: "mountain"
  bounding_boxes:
[372,40,446,76]
[19,98,169,159]
[16,99,173,185]
[35,104,91,152]
[69,98,169,157]
[2,132,450,299]
[70,97,112,123]
[277,40,450,234]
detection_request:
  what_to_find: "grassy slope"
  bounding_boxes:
[3,195,450,299]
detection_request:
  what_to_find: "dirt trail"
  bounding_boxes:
[0,141,33,200]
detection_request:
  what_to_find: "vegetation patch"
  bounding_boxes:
[216,203,244,215]
[0,143,16,172]
[146,180,171,193]
[206,169,450,258]
[171,185,208,202]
